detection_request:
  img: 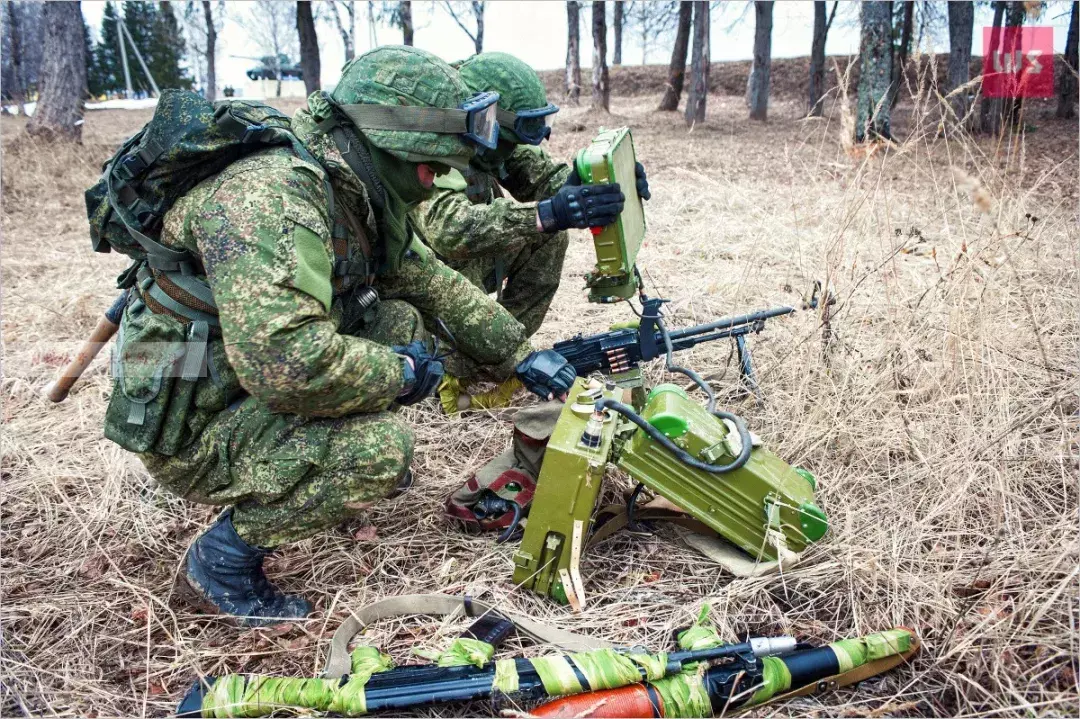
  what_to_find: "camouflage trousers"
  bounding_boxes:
[141,300,424,548]
[444,230,569,339]
[140,252,530,548]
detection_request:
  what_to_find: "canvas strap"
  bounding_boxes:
[588,504,718,547]
[324,594,614,679]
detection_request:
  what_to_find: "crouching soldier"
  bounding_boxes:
[411,52,649,411]
[99,47,577,626]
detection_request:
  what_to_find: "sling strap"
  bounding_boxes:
[324,593,615,679]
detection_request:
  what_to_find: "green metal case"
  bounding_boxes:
[511,378,625,608]
[616,385,828,561]
[574,127,646,301]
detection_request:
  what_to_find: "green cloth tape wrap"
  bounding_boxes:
[492,658,520,694]
[529,655,583,696]
[830,628,912,673]
[677,605,725,651]
[415,638,495,668]
[201,647,391,718]
[749,656,792,706]
[570,649,647,690]
[650,669,712,718]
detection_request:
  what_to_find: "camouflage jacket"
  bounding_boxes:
[411,145,572,261]
[159,146,407,418]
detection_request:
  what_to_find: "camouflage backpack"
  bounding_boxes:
[85,89,336,315]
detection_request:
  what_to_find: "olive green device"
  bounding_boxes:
[574,127,645,302]
[512,380,828,607]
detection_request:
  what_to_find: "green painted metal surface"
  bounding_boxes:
[616,389,828,561]
[574,127,645,301]
[512,378,625,604]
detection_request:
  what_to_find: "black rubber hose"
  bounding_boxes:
[654,314,717,413]
[595,398,753,473]
[494,501,523,544]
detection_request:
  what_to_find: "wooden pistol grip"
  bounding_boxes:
[44,316,120,403]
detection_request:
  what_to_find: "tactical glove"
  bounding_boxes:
[516,350,576,400]
[634,161,651,200]
[394,340,445,406]
[537,180,625,233]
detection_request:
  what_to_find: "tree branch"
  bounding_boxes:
[439,0,477,43]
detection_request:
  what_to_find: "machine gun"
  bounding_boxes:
[554,298,800,398]
[511,127,828,607]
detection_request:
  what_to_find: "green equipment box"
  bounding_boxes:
[574,127,646,302]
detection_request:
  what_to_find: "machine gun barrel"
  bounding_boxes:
[665,305,796,342]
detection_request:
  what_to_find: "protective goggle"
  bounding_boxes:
[496,103,558,145]
[334,91,502,150]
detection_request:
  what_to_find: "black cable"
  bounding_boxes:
[595,397,753,474]
[626,482,647,532]
[655,314,718,413]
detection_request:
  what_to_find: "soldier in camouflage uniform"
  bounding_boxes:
[106,46,579,626]
[412,52,650,339]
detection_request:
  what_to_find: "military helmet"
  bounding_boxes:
[457,52,548,113]
[456,52,557,145]
[331,46,486,168]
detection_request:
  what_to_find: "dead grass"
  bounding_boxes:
[1,85,1077,718]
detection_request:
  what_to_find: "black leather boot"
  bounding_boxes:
[174,511,312,627]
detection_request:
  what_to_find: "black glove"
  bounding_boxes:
[536,179,625,233]
[634,161,650,201]
[393,340,444,406]
[516,350,576,400]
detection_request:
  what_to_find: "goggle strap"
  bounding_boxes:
[339,104,470,135]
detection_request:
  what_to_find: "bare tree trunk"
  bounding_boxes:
[296,1,320,94]
[474,1,484,54]
[1059,1,1078,118]
[890,1,914,108]
[979,1,1006,134]
[400,0,413,45]
[747,1,773,121]
[591,1,609,111]
[6,1,25,114]
[946,0,973,127]
[566,1,581,105]
[808,1,837,117]
[27,1,85,142]
[855,0,893,141]
[613,0,623,65]
[331,1,356,61]
[203,0,216,100]
[659,1,692,111]
[684,0,709,126]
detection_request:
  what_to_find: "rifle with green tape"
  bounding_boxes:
[175,636,796,717]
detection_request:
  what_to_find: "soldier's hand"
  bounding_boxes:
[537,181,624,233]
[394,340,444,406]
[516,350,576,400]
[634,161,651,201]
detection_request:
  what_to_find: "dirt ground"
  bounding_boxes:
[1,77,1077,718]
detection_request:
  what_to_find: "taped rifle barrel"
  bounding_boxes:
[666,306,796,341]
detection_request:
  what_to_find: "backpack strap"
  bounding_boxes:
[215,103,375,291]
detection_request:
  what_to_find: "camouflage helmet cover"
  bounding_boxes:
[456,52,549,114]
[331,45,475,165]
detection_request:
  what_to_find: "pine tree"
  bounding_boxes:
[94,1,124,96]
[149,2,190,90]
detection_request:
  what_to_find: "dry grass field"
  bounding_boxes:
[2,72,1078,718]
